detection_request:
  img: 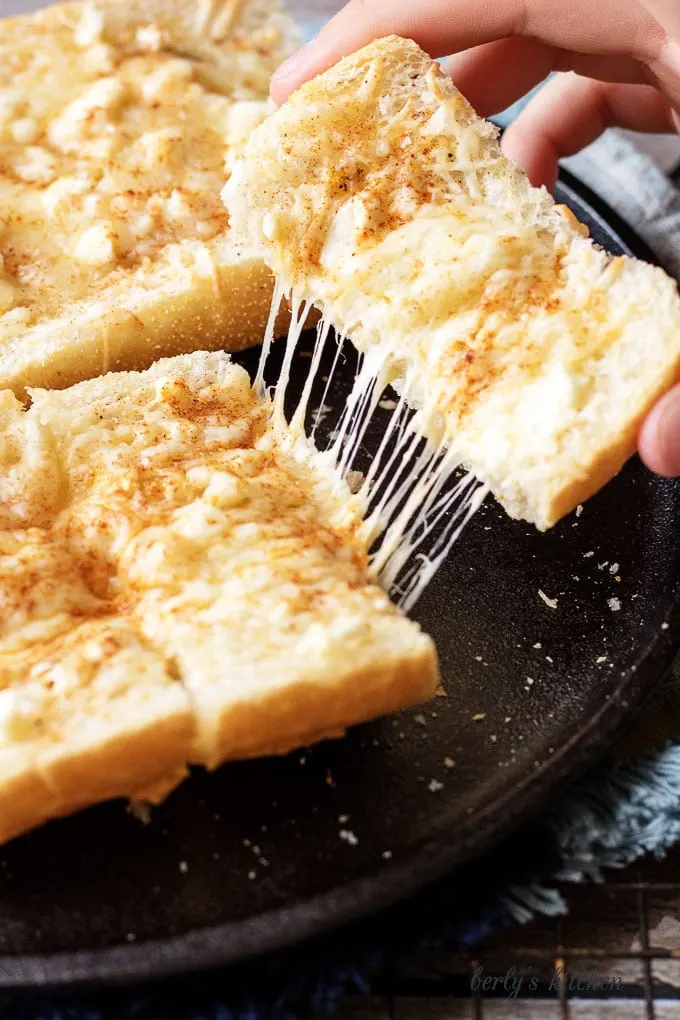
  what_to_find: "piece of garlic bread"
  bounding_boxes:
[0,0,298,396]
[0,350,436,843]
[225,36,680,530]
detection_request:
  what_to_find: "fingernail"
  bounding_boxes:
[271,38,320,88]
[654,391,680,475]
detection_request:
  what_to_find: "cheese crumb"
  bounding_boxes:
[10,118,38,145]
[127,800,152,824]
[608,598,621,612]
[538,589,558,610]
[339,829,358,846]
[136,24,165,52]
[74,223,117,266]
[75,3,104,48]
[345,469,365,494]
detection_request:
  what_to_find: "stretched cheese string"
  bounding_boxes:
[254,276,285,395]
[398,478,486,611]
[290,315,332,438]
[331,348,387,488]
[311,329,346,446]
[260,287,487,608]
[271,293,311,431]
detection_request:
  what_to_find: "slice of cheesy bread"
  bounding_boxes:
[0,350,436,844]
[225,36,680,531]
[0,0,299,398]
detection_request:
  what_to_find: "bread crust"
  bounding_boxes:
[536,364,680,530]
[39,701,194,815]
[0,753,58,847]
[202,640,437,768]
[0,249,292,398]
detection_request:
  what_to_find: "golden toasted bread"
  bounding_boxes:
[0,350,436,844]
[0,0,299,397]
[225,36,680,530]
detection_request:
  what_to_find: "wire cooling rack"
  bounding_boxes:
[325,844,680,1019]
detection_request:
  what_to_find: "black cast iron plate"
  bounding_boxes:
[0,171,677,990]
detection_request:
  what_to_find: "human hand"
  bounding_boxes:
[270,0,680,476]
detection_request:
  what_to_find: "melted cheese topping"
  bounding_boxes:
[0,0,285,345]
[0,351,419,745]
[226,65,608,445]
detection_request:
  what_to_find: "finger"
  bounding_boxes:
[638,385,680,476]
[642,0,680,38]
[270,0,661,103]
[442,39,555,117]
[634,1,680,107]
[443,38,649,118]
[501,73,677,189]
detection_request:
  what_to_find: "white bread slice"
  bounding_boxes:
[225,36,680,531]
[0,523,195,844]
[0,350,436,843]
[0,0,299,397]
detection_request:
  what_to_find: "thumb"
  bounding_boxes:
[639,385,680,477]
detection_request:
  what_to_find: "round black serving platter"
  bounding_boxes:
[0,170,678,991]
